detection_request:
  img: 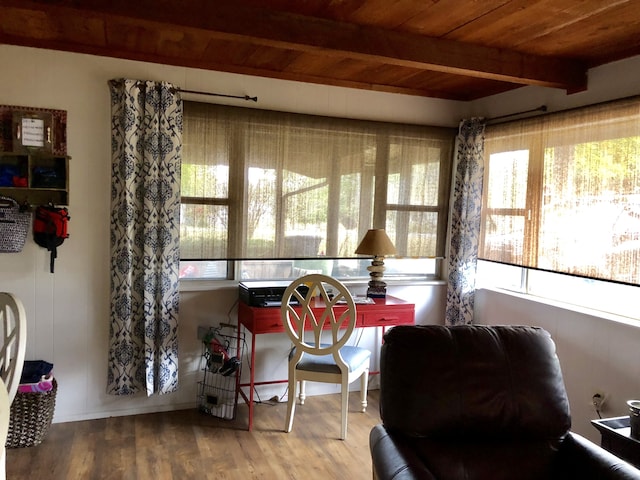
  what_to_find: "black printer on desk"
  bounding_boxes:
[238,281,308,307]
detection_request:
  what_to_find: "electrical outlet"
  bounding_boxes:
[592,392,606,411]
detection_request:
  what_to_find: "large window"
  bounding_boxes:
[479,97,640,319]
[180,102,454,280]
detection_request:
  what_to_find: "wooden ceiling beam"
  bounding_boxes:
[1,0,588,92]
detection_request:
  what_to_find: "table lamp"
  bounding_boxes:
[355,229,397,298]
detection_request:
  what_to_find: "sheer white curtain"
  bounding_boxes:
[481,97,640,285]
[181,103,454,262]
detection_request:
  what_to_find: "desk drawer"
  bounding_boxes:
[359,308,414,327]
[251,317,285,334]
[238,302,285,334]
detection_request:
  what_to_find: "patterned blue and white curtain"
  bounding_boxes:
[445,118,486,325]
[107,79,183,395]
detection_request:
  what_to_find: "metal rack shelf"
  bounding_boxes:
[197,324,243,420]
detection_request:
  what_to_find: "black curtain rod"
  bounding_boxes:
[483,93,640,126]
[178,88,258,102]
[114,80,257,102]
[486,105,547,123]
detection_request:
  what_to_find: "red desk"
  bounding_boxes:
[236,295,415,430]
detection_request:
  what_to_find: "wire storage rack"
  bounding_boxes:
[197,323,244,420]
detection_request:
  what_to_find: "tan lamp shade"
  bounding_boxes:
[355,229,397,256]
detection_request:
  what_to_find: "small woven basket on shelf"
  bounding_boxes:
[6,378,57,448]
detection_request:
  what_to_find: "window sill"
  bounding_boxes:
[477,286,640,329]
[179,277,446,293]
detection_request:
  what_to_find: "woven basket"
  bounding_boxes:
[7,378,57,448]
[0,196,30,253]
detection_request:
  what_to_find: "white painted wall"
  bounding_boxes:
[475,288,640,444]
[1,43,639,430]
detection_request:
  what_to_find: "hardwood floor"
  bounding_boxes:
[6,390,381,479]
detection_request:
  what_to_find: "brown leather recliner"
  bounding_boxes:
[370,325,640,480]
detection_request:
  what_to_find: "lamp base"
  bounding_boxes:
[366,256,388,298]
[366,280,387,298]
[366,288,387,298]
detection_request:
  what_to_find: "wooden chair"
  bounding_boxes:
[281,274,371,440]
[0,292,27,403]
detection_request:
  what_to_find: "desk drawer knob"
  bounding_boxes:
[379,317,399,323]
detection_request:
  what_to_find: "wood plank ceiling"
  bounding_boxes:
[1,0,640,101]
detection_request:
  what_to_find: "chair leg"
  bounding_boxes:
[360,368,369,412]
[299,380,306,405]
[285,372,296,433]
[340,377,349,440]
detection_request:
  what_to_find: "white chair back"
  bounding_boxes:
[281,274,357,367]
[0,292,27,403]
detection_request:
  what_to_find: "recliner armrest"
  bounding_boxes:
[556,432,640,479]
[370,424,436,480]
